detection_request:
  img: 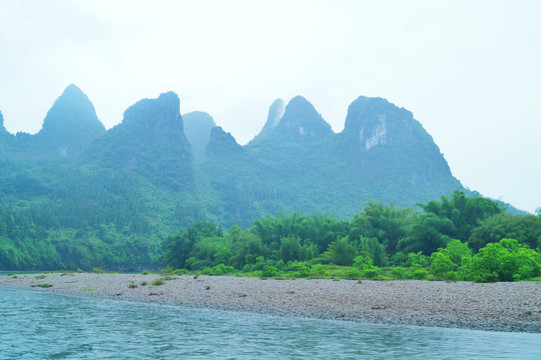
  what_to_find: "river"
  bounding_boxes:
[0,288,539,359]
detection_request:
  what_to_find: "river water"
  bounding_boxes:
[0,288,539,359]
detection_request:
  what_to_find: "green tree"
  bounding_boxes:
[322,236,357,266]
[469,213,541,251]
[430,252,455,279]
[355,236,388,266]
[162,221,223,269]
[420,190,502,241]
[465,238,541,282]
[437,239,472,269]
[397,213,454,255]
[349,201,412,255]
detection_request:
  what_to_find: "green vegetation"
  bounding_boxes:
[0,87,536,278]
[161,192,541,282]
[31,283,53,288]
[81,288,96,291]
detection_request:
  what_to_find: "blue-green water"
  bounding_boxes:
[0,288,539,359]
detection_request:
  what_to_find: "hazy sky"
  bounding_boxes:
[1,0,539,213]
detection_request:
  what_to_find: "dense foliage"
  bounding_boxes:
[161,192,541,282]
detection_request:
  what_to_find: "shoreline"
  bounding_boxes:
[1,273,540,333]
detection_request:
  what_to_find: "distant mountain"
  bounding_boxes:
[334,96,462,204]
[206,126,245,158]
[0,111,13,154]
[0,86,490,270]
[250,96,333,146]
[7,85,106,160]
[0,111,7,136]
[249,98,285,143]
[83,91,194,189]
[183,111,216,162]
[198,95,463,225]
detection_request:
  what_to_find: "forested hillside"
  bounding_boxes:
[0,85,525,271]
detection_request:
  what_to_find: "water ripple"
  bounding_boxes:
[0,288,539,359]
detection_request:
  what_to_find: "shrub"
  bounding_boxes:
[292,264,312,278]
[391,267,409,280]
[344,268,361,279]
[310,264,326,276]
[465,238,541,282]
[210,264,235,275]
[411,268,428,280]
[353,255,373,270]
[172,269,189,275]
[261,266,280,278]
[242,264,255,273]
[361,267,381,279]
[430,253,455,280]
[31,283,53,288]
[201,267,213,275]
[152,279,165,286]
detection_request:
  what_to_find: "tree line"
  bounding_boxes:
[162,191,541,282]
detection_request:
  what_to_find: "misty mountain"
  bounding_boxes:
[4,84,106,160]
[0,111,13,155]
[249,98,285,143]
[83,91,194,189]
[0,84,479,270]
[183,111,216,163]
[198,95,462,225]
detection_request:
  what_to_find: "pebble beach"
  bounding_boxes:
[1,273,540,333]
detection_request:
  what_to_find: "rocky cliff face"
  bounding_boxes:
[341,96,416,150]
[336,96,460,203]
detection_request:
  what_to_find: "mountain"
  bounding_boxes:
[183,111,216,162]
[333,96,462,204]
[83,91,194,189]
[249,98,285,143]
[206,126,245,158]
[0,87,475,270]
[0,111,13,154]
[198,95,463,225]
[250,96,333,146]
[9,84,106,160]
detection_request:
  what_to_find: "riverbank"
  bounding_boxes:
[1,273,540,333]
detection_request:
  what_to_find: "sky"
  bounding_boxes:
[0,0,539,213]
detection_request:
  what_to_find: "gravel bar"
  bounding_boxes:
[1,273,540,333]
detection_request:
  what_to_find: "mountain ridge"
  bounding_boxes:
[0,84,527,271]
